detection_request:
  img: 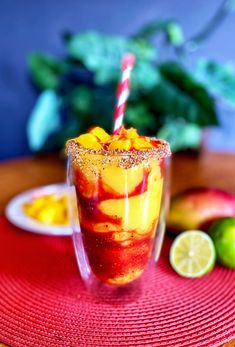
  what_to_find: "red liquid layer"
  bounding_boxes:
[82,228,154,285]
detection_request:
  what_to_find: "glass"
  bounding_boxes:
[67,140,171,294]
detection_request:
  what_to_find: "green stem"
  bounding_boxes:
[184,0,235,52]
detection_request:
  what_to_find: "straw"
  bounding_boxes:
[113,53,135,134]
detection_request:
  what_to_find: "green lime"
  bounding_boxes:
[170,230,216,278]
[209,217,235,269]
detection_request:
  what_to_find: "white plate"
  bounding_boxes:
[5,183,72,236]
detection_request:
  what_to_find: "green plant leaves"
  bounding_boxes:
[133,19,184,46]
[125,103,158,134]
[157,119,201,152]
[194,59,235,106]
[55,115,82,149]
[148,62,218,127]
[65,31,158,89]
[66,31,155,63]
[166,22,184,46]
[70,86,93,114]
[27,90,61,151]
[27,27,222,153]
[28,53,65,90]
[131,61,160,90]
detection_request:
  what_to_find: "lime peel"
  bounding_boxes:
[209,217,235,269]
[170,230,216,278]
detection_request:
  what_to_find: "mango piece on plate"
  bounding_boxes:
[23,196,47,216]
[36,203,58,224]
[89,127,111,143]
[75,134,102,150]
[109,139,131,151]
[23,193,69,226]
[101,164,144,196]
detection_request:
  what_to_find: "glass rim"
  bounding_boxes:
[66,138,171,160]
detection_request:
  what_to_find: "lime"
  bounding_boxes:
[170,230,216,278]
[209,217,235,269]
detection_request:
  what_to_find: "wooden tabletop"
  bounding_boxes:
[0,151,234,346]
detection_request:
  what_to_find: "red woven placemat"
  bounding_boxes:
[0,215,234,347]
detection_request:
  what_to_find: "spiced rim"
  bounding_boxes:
[66,138,171,158]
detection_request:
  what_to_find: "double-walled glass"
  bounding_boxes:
[67,140,171,292]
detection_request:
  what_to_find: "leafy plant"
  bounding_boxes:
[27,0,235,152]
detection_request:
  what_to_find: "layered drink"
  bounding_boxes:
[66,127,171,285]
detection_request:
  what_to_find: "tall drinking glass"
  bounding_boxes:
[67,139,171,292]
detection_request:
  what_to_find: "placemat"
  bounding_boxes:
[0,215,234,347]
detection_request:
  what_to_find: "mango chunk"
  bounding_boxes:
[36,203,63,224]
[90,127,111,143]
[133,138,153,150]
[109,139,131,151]
[99,176,163,233]
[101,164,144,195]
[23,194,69,226]
[75,134,102,150]
[126,128,139,139]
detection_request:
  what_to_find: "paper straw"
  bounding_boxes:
[113,53,135,134]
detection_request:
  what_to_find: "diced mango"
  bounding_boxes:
[125,128,139,139]
[36,205,57,224]
[133,138,153,150]
[119,126,127,136]
[23,193,69,226]
[101,164,144,195]
[109,139,131,151]
[75,134,102,150]
[89,127,111,143]
[23,197,46,216]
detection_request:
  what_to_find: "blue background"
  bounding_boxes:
[1,0,235,160]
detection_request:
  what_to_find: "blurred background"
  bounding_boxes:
[1,0,235,160]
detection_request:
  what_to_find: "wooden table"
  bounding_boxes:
[0,151,234,347]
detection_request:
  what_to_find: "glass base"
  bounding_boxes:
[72,230,155,302]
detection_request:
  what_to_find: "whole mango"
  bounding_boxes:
[167,187,235,233]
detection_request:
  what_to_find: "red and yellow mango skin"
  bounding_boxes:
[167,187,235,233]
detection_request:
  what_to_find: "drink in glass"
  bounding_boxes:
[66,127,171,288]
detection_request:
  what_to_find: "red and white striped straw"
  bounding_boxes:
[113,53,135,134]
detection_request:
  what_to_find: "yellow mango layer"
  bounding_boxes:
[99,163,163,233]
[101,164,144,196]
